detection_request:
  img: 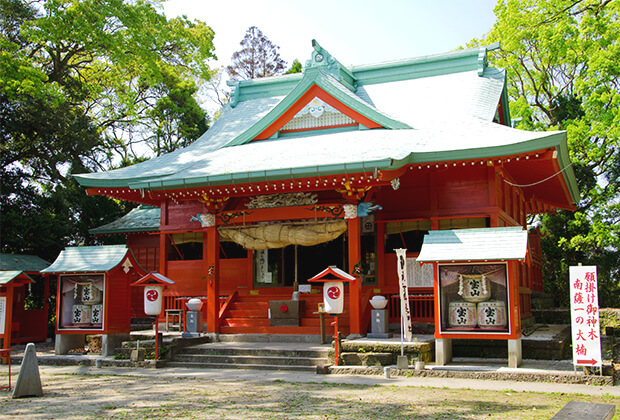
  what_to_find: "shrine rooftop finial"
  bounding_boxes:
[305,39,357,91]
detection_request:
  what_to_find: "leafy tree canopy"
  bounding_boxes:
[478,0,619,306]
[1,0,216,259]
[227,26,286,80]
[285,59,303,74]
[1,0,215,171]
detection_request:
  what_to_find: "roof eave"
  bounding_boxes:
[128,158,394,191]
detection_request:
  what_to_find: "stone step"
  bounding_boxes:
[218,325,321,335]
[169,337,332,371]
[165,361,319,372]
[217,333,328,343]
[173,353,328,367]
[179,346,329,358]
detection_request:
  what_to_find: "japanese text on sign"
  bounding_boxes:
[395,249,413,342]
[569,266,602,368]
[0,296,5,335]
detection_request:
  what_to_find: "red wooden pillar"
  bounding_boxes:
[43,275,49,322]
[488,166,499,227]
[347,216,362,335]
[509,260,522,335]
[205,224,220,333]
[159,201,168,276]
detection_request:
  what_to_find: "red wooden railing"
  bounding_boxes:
[388,291,435,323]
[528,228,544,292]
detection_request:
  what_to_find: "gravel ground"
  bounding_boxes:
[1,365,619,419]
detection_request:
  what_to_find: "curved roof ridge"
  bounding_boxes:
[225,68,411,147]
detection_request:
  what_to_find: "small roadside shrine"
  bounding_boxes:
[417,227,528,367]
[42,245,146,356]
[0,253,51,350]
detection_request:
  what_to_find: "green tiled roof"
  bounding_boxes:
[0,253,50,272]
[41,245,141,273]
[0,271,35,285]
[225,68,411,147]
[89,205,160,235]
[72,41,579,208]
[416,227,528,262]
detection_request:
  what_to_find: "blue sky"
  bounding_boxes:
[162,0,498,69]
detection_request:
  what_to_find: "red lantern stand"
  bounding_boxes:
[131,272,175,360]
[308,266,356,366]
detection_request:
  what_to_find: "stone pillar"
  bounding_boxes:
[508,338,522,368]
[102,333,130,357]
[435,338,452,366]
[55,334,85,355]
[12,343,43,398]
[367,309,391,339]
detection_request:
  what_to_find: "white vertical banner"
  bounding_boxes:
[395,249,413,342]
[0,296,6,335]
[257,249,272,284]
[569,265,602,368]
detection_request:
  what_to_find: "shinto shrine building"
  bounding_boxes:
[61,41,578,364]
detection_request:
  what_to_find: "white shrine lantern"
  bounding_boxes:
[144,285,163,316]
[323,281,344,314]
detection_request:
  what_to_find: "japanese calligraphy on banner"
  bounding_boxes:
[0,296,6,335]
[569,265,602,368]
[395,249,413,342]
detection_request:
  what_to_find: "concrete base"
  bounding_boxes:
[186,311,203,333]
[182,332,202,338]
[55,334,85,355]
[371,309,389,334]
[345,334,363,340]
[508,338,522,368]
[102,333,130,357]
[396,355,408,369]
[130,349,145,362]
[435,338,452,366]
[367,333,393,339]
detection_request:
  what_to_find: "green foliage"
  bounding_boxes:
[147,68,209,156]
[480,0,620,307]
[285,59,303,74]
[0,0,216,259]
[599,309,620,329]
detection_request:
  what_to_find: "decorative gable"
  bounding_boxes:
[223,41,411,146]
[281,97,357,132]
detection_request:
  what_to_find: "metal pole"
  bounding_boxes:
[333,315,339,366]
[400,301,404,357]
[155,322,159,360]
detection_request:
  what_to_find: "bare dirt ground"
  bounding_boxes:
[1,370,619,419]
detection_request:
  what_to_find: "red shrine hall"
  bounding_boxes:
[52,41,578,365]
